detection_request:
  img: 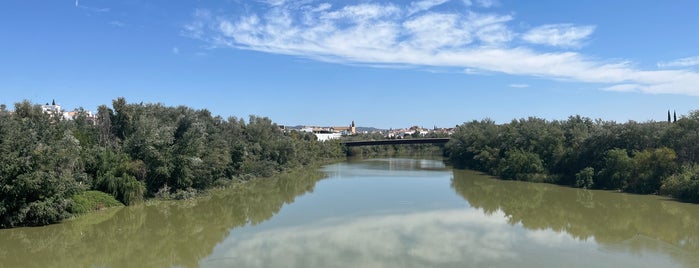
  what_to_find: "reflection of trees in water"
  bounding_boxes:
[0,169,326,268]
[451,169,699,266]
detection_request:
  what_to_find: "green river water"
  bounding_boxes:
[2,158,699,267]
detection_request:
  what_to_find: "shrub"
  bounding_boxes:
[661,165,699,203]
[70,191,123,214]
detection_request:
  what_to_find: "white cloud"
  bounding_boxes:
[509,84,530,88]
[184,1,699,96]
[109,20,125,27]
[403,13,472,50]
[407,0,450,15]
[522,24,595,48]
[309,3,331,13]
[475,0,499,8]
[320,3,401,21]
[462,0,499,8]
[74,0,110,12]
[182,9,211,39]
[658,55,699,68]
[257,0,287,6]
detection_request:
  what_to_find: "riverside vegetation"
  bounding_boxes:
[0,98,344,228]
[4,97,699,228]
[445,114,699,203]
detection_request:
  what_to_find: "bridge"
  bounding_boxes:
[341,138,450,147]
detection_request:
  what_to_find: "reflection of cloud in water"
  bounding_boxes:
[201,207,686,268]
[202,209,518,268]
[526,228,587,247]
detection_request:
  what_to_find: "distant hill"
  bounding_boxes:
[357,127,385,133]
[281,125,386,133]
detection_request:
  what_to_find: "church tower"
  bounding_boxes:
[350,120,356,135]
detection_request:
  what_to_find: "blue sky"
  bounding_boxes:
[2,0,699,128]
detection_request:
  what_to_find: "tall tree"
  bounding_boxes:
[674,110,677,123]
[96,105,115,147]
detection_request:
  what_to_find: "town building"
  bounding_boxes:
[299,121,357,141]
[41,99,96,124]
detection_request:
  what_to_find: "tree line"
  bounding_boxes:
[0,168,327,267]
[0,98,345,228]
[445,113,699,203]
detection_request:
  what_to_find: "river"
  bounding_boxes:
[1,158,699,267]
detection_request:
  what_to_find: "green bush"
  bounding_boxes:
[661,165,699,203]
[497,149,545,180]
[95,173,145,205]
[575,167,595,189]
[70,191,123,214]
[18,198,73,227]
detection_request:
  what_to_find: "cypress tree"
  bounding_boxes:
[668,110,671,123]
[674,110,677,123]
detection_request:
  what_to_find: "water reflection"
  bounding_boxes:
[202,209,519,268]
[201,159,698,268]
[0,169,327,268]
[322,158,448,179]
[2,159,699,268]
[201,208,684,268]
[451,169,699,268]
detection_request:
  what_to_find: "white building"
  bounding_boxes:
[41,100,96,123]
[314,132,342,141]
[41,101,61,116]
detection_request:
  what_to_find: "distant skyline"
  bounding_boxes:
[2,0,699,128]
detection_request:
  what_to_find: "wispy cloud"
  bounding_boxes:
[407,0,450,15]
[257,0,287,6]
[109,20,126,27]
[75,0,110,12]
[172,47,180,55]
[475,0,499,8]
[462,0,499,8]
[658,55,699,68]
[184,0,699,96]
[521,24,595,48]
[509,84,530,88]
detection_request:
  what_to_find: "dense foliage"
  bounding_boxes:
[0,99,344,227]
[0,167,327,267]
[70,191,123,214]
[445,114,699,202]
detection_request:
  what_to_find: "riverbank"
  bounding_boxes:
[4,158,698,267]
[67,161,338,222]
[444,116,699,203]
[0,99,347,228]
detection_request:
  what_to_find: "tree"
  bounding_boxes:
[96,105,116,147]
[661,164,699,202]
[626,147,677,194]
[1,98,348,227]
[674,110,677,123]
[597,149,633,190]
[0,120,86,227]
[497,149,545,181]
[575,167,595,189]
